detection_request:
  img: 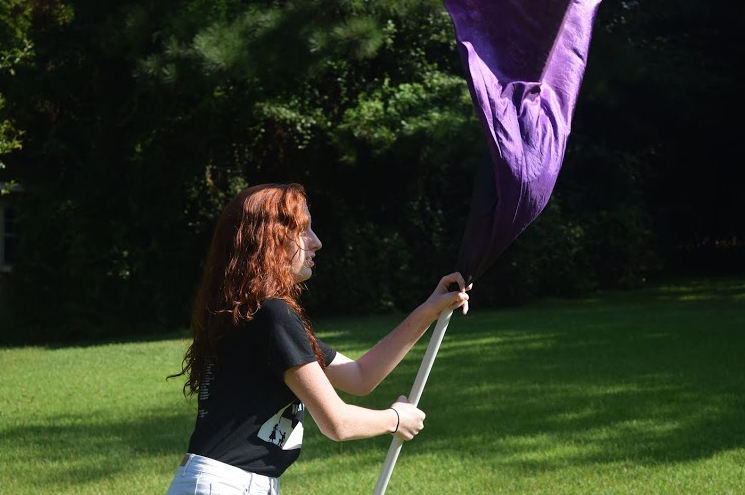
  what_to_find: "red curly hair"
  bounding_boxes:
[172,183,325,396]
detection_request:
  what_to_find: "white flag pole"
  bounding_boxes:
[372,308,454,495]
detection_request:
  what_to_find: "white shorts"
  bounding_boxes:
[164,453,280,495]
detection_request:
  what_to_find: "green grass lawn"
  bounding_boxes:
[1,277,744,494]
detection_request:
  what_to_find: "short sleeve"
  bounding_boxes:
[316,338,336,367]
[257,299,335,375]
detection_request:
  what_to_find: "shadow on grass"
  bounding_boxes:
[304,277,745,473]
[0,405,195,489]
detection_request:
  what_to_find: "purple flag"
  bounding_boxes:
[444,0,603,283]
[373,4,604,492]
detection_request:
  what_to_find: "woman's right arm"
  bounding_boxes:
[283,360,425,442]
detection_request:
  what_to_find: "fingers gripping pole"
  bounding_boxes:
[372,309,454,495]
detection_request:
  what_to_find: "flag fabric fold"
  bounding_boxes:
[445,0,603,282]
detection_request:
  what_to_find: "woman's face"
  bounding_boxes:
[289,206,322,283]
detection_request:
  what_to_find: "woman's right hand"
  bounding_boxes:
[390,395,425,441]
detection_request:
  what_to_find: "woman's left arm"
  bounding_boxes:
[324,272,472,396]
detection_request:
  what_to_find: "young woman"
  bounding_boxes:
[164,183,471,495]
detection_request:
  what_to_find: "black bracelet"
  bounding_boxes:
[389,407,400,434]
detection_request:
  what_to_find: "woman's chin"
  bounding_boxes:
[293,268,313,284]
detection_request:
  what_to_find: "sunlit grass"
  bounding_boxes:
[1,277,743,494]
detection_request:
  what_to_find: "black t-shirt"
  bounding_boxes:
[186,298,336,477]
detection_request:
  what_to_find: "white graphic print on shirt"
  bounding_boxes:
[258,402,304,450]
[197,360,216,419]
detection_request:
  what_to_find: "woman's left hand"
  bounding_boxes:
[422,272,473,319]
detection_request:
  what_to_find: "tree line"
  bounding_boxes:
[0,0,741,344]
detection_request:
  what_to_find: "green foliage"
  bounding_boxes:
[575,0,743,269]
[1,0,739,342]
[0,1,35,177]
[336,71,473,158]
[0,95,24,177]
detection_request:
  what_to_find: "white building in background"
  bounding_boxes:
[1,201,17,271]
[0,182,21,326]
